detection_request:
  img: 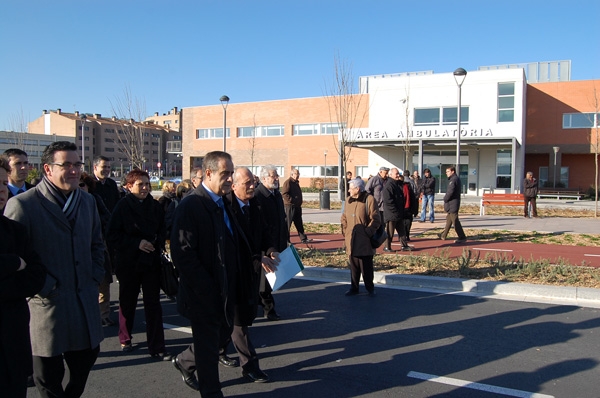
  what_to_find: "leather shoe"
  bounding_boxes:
[265,312,281,321]
[454,237,467,244]
[243,369,270,383]
[150,351,173,361]
[300,238,313,243]
[383,247,395,253]
[218,354,239,368]
[101,317,116,327]
[345,289,359,296]
[173,357,199,391]
[367,290,377,297]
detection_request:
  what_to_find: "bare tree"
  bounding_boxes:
[400,85,413,170]
[323,53,368,200]
[589,86,599,217]
[109,86,148,170]
[248,114,259,172]
[5,107,33,153]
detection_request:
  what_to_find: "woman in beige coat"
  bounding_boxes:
[341,178,381,296]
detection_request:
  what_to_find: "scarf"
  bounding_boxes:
[41,176,82,224]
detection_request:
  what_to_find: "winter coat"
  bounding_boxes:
[523,178,538,198]
[420,176,436,196]
[382,179,404,222]
[341,191,381,257]
[443,173,462,213]
[281,177,303,207]
[365,174,387,211]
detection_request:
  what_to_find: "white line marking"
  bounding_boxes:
[584,254,600,257]
[473,248,513,252]
[163,323,192,335]
[407,371,554,398]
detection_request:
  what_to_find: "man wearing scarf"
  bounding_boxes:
[5,141,105,398]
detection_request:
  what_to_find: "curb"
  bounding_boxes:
[297,266,600,308]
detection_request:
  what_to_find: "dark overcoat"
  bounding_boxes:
[443,173,462,213]
[254,184,287,252]
[382,179,404,223]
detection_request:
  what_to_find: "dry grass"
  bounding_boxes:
[296,206,600,289]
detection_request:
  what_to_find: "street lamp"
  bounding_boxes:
[324,150,328,189]
[453,68,467,177]
[220,95,230,152]
[80,115,88,172]
[553,146,560,188]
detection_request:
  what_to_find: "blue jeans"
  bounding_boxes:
[420,194,435,222]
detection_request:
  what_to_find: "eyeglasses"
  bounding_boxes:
[50,162,84,170]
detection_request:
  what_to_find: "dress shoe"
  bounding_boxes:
[301,238,313,243]
[345,289,359,296]
[383,247,395,253]
[121,342,134,352]
[367,290,377,297]
[101,317,116,327]
[150,351,173,361]
[173,357,199,391]
[243,369,270,383]
[265,312,281,321]
[401,246,413,251]
[218,354,239,368]
[454,237,467,244]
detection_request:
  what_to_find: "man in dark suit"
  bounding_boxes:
[170,151,241,397]
[254,164,287,321]
[92,156,120,212]
[4,148,33,199]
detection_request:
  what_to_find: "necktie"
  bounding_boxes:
[242,205,251,223]
[17,188,25,194]
[217,197,232,234]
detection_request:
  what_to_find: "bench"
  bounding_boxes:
[537,189,584,200]
[479,193,523,216]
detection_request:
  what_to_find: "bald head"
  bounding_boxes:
[232,167,256,203]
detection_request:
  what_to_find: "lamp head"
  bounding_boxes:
[453,68,467,86]
[220,95,230,109]
[553,146,560,154]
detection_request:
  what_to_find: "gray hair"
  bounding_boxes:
[349,178,365,192]
[260,164,278,180]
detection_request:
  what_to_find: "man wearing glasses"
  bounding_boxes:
[5,141,105,397]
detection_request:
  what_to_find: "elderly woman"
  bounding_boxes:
[80,172,115,326]
[0,156,46,397]
[107,169,172,361]
[340,178,381,297]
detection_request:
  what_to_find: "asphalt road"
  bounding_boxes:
[27,279,600,398]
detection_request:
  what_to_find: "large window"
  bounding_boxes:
[294,165,339,177]
[415,107,469,126]
[292,123,343,136]
[563,113,599,129]
[442,107,469,124]
[498,82,515,122]
[237,125,284,138]
[414,108,440,125]
[196,128,230,139]
[496,149,512,188]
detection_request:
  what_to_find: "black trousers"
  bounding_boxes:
[285,205,307,241]
[32,345,100,398]
[223,324,259,371]
[348,255,375,293]
[259,269,276,316]
[385,220,403,249]
[178,315,232,398]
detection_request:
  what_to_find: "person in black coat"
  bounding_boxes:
[106,169,171,360]
[382,168,406,252]
[0,157,46,397]
[439,166,467,243]
[254,165,287,321]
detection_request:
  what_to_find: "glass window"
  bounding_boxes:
[238,127,256,138]
[414,108,440,125]
[293,124,318,136]
[321,123,342,135]
[442,107,469,124]
[496,149,512,188]
[355,166,369,179]
[297,166,316,177]
[538,166,548,187]
[562,113,597,129]
[498,82,515,123]
[262,125,284,137]
[560,166,569,187]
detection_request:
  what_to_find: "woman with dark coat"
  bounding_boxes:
[107,169,172,361]
[0,157,46,397]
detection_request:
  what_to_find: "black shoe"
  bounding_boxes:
[454,237,467,244]
[367,291,377,297]
[218,354,239,368]
[401,246,413,251]
[243,369,270,383]
[265,312,281,321]
[27,375,35,388]
[150,351,173,361]
[431,220,434,223]
[173,357,199,391]
[121,342,134,352]
[101,317,116,327]
[345,289,359,296]
[418,220,425,223]
[301,238,313,243]
[383,247,395,253]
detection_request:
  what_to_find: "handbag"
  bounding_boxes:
[159,251,179,297]
[364,195,388,248]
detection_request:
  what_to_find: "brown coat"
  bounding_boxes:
[341,191,381,257]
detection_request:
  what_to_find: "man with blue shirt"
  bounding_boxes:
[4,149,33,199]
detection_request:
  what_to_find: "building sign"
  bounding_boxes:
[351,128,495,141]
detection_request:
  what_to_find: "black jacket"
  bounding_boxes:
[382,179,404,222]
[523,178,538,198]
[443,173,461,213]
[420,176,436,196]
[94,177,121,213]
[254,184,288,252]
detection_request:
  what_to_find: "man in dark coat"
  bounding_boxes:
[439,166,467,243]
[365,166,389,220]
[254,164,287,321]
[381,168,405,252]
[92,156,120,212]
[170,151,241,397]
[523,171,539,218]
[0,156,46,398]
[281,168,310,243]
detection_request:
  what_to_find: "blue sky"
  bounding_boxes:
[1,0,598,130]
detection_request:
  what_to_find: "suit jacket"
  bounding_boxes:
[254,184,288,252]
[170,185,242,324]
[7,181,34,200]
[227,193,276,326]
[94,177,121,212]
[0,216,46,384]
[4,182,105,357]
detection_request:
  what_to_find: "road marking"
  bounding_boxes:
[407,371,554,398]
[163,322,192,334]
[584,254,600,257]
[473,248,513,252]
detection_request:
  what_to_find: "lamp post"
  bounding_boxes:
[324,150,328,189]
[453,68,467,177]
[220,95,230,152]
[553,146,560,188]
[80,115,87,172]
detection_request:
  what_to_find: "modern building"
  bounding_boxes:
[180,60,599,196]
[28,109,182,177]
[0,130,72,169]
